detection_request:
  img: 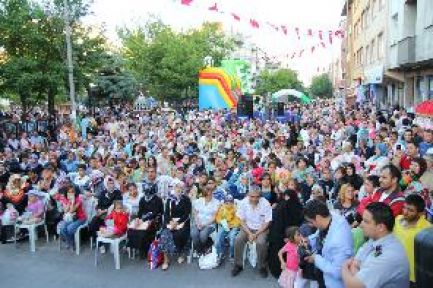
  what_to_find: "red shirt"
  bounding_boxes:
[106,210,128,236]
[59,195,86,221]
[370,189,405,217]
[400,155,412,170]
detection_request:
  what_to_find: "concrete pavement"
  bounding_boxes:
[0,240,278,288]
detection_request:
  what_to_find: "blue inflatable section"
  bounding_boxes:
[199,85,230,110]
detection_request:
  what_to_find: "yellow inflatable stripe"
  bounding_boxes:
[201,68,232,90]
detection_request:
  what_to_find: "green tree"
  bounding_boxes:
[310,73,333,98]
[119,20,235,101]
[93,54,137,105]
[255,68,304,96]
[0,0,109,118]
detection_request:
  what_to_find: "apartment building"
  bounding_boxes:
[387,0,433,109]
[342,0,388,108]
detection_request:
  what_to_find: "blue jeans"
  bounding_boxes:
[60,219,86,247]
[190,224,215,254]
[216,226,239,258]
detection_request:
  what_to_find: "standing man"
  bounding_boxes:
[342,202,410,288]
[303,199,353,288]
[371,164,405,216]
[231,185,272,278]
[394,194,431,287]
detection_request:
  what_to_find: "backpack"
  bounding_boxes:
[147,240,163,270]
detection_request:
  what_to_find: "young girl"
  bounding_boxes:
[98,201,128,238]
[278,226,301,288]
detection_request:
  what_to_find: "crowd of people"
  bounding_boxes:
[0,99,432,288]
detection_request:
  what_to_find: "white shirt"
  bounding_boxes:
[236,197,272,230]
[194,197,220,225]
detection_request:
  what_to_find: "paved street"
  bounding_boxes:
[0,240,277,288]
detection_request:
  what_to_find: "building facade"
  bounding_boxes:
[387,0,433,110]
[343,0,389,108]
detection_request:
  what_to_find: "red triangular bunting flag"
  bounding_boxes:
[317,67,320,72]
[295,27,300,40]
[308,29,313,36]
[321,42,326,48]
[329,30,333,44]
[311,46,315,53]
[319,30,323,40]
[181,0,193,6]
[299,49,304,57]
[208,3,218,11]
[250,19,259,29]
[281,25,288,35]
[291,52,296,59]
[231,13,240,21]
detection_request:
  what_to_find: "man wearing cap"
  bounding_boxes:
[232,185,272,278]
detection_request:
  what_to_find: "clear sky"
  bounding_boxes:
[85,0,345,85]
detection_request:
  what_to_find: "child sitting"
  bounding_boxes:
[278,226,301,288]
[98,200,128,238]
[215,194,240,262]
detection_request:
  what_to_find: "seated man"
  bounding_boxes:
[231,185,272,278]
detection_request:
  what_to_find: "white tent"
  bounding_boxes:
[272,89,311,104]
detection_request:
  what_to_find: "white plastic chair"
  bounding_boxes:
[94,208,132,269]
[15,198,49,253]
[74,196,97,255]
[95,233,128,269]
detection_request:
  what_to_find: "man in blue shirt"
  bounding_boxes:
[342,202,409,288]
[418,129,433,156]
[304,200,354,288]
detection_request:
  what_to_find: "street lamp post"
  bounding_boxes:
[63,0,77,122]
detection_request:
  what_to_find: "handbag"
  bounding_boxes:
[198,246,218,270]
[147,240,163,269]
[247,241,257,268]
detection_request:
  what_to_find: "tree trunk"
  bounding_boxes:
[19,92,28,122]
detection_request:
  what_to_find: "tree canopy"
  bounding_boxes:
[309,73,333,98]
[254,69,304,96]
[119,20,235,101]
[0,0,110,116]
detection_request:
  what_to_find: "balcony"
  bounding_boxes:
[397,36,416,67]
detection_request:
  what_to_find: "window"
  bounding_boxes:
[360,47,364,65]
[365,6,370,28]
[428,76,433,100]
[377,33,384,59]
[379,0,385,10]
[371,0,377,19]
[361,11,366,29]
[366,45,370,64]
[371,39,376,63]
[416,77,426,104]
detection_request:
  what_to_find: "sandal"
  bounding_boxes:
[161,262,169,270]
[177,256,185,264]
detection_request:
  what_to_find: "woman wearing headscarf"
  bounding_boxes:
[268,189,304,278]
[364,142,390,176]
[159,180,191,270]
[127,176,163,259]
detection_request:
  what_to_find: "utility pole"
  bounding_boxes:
[63,0,77,122]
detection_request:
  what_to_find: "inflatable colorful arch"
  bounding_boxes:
[199,67,240,110]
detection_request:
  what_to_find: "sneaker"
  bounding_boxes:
[177,256,185,264]
[99,246,106,254]
[231,265,243,277]
[259,268,268,278]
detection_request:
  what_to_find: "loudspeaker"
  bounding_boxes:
[237,95,253,118]
[277,103,285,116]
[415,227,433,287]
